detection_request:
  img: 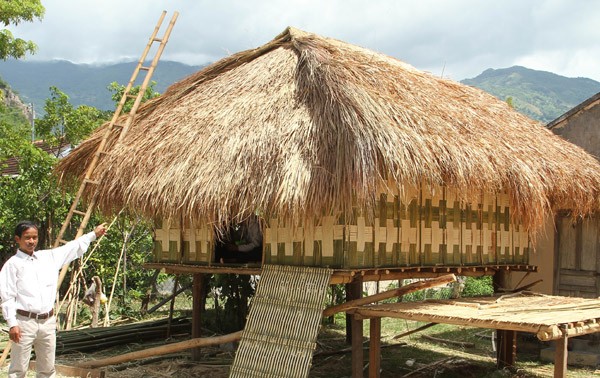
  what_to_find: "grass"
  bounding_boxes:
[311,316,600,377]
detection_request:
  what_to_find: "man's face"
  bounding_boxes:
[15,227,39,255]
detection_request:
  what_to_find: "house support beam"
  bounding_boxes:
[369,317,381,378]
[191,273,204,361]
[554,325,568,378]
[496,329,517,369]
[351,314,364,378]
[346,278,363,344]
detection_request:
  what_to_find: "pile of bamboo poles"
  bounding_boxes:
[56,317,191,355]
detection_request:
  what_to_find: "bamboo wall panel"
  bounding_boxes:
[262,185,530,269]
[151,187,531,269]
[153,218,181,262]
[153,220,213,264]
[445,189,461,265]
[181,221,213,264]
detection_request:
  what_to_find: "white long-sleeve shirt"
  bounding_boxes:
[0,231,96,328]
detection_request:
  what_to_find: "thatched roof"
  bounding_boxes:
[56,27,600,231]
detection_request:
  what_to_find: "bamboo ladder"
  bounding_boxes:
[54,11,178,300]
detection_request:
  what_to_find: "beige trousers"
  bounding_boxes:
[8,314,56,378]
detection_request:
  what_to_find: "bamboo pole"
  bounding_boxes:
[91,276,102,327]
[422,334,475,348]
[0,340,11,367]
[324,274,456,317]
[76,331,243,369]
[392,322,437,340]
[104,226,128,326]
[56,215,120,316]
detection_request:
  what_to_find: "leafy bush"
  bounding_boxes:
[462,276,494,297]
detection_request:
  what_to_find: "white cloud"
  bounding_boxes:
[5,0,600,81]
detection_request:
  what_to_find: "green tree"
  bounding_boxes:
[0,134,62,261]
[107,81,160,113]
[35,86,108,151]
[506,96,514,109]
[0,0,45,60]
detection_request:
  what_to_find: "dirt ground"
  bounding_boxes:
[2,320,600,377]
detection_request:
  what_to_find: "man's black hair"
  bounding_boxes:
[14,221,38,237]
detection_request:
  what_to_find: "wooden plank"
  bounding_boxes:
[369,318,381,378]
[553,214,561,295]
[581,217,598,270]
[558,217,577,270]
[558,272,596,287]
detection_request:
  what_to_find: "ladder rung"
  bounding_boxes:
[152,37,163,42]
[58,239,68,245]
[84,179,100,185]
[95,151,108,157]
[139,66,151,71]
[73,209,87,216]
[112,124,124,129]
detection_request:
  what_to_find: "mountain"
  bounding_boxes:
[461,66,600,123]
[2,60,599,125]
[0,60,204,115]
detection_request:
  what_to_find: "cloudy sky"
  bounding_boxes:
[7,0,600,82]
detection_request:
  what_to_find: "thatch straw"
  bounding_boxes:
[55,27,600,232]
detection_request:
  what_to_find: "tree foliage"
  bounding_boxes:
[0,0,45,60]
[35,86,108,150]
[0,82,161,322]
[107,81,160,114]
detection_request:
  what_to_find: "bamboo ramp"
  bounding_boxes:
[229,265,332,378]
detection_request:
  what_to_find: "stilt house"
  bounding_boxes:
[56,27,600,283]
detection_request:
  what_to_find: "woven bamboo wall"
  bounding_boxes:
[152,185,530,268]
[153,219,213,264]
[264,185,530,268]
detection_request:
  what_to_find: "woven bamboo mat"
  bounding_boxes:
[229,265,332,378]
[353,292,600,341]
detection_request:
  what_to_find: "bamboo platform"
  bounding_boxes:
[349,292,600,378]
[229,265,332,378]
[350,292,600,341]
[144,262,536,284]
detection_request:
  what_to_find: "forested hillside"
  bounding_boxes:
[461,66,600,123]
[2,61,600,124]
[0,60,203,114]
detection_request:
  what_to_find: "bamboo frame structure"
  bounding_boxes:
[348,292,600,378]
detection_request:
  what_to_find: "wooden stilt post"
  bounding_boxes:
[496,329,517,369]
[346,278,362,344]
[554,325,568,378]
[191,273,204,361]
[369,317,381,378]
[351,314,364,378]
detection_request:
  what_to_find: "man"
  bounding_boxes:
[215,215,263,264]
[0,221,107,378]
